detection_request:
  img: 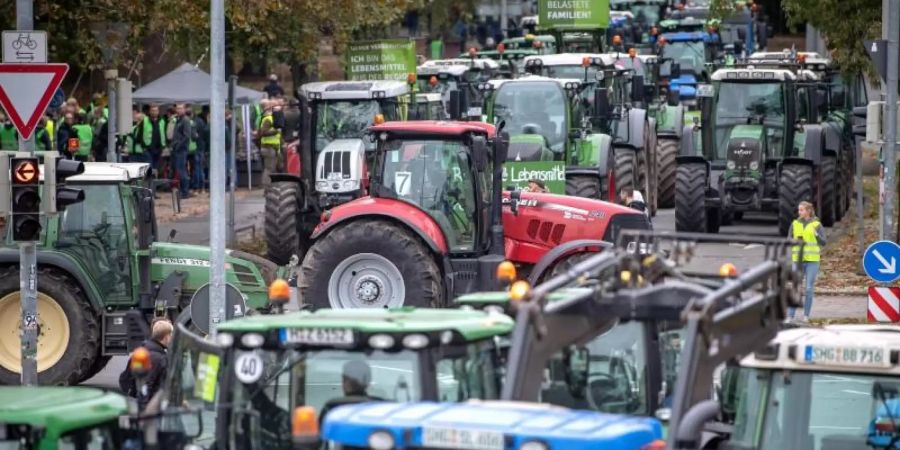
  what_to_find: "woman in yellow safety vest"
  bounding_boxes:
[789,200,826,322]
[72,115,93,162]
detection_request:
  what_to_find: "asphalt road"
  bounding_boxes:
[81,204,791,390]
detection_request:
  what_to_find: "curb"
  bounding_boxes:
[814,290,867,296]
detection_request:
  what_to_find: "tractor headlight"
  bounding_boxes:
[241,333,265,348]
[343,180,355,189]
[368,431,395,450]
[726,160,736,170]
[216,332,234,347]
[316,181,328,190]
[368,334,395,349]
[402,333,429,349]
[749,161,759,171]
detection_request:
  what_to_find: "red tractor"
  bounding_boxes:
[299,121,652,309]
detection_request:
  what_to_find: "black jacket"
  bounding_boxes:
[56,123,75,154]
[172,116,192,153]
[130,338,168,409]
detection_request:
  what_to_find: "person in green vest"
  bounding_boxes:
[87,93,108,122]
[71,113,93,162]
[788,200,826,322]
[0,110,18,150]
[142,104,167,177]
[45,112,55,150]
[255,99,282,188]
[35,116,52,151]
[125,108,147,163]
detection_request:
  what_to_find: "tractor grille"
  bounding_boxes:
[527,219,566,245]
[726,139,761,172]
[320,151,352,181]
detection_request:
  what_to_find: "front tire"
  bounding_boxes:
[615,148,637,198]
[779,164,814,237]
[265,181,304,265]
[0,267,99,385]
[656,139,679,208]
[299,220,443,309]
[675,163,708,232]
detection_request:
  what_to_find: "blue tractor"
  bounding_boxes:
[658,31,718,107]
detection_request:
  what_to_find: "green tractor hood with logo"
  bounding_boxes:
[724,124,765,181]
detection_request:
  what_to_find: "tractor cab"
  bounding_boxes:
[657,31,717,104]
[154,307,513,450]
[720,325,900,450]
[411,92,446,120]
[611,0,668,42]
[522,53,614,81]
[717,6,756,56]
[416,59,498,114]
[500,34,558,54]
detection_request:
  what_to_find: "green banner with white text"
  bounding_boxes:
[503,161,567,193]
[539,0,609,30]
[346,39,417,81]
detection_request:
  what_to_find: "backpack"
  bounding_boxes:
[118,356,137,397]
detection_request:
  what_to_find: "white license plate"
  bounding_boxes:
[421,427,504,450]
[280,328,354,346]
[802,345,890,368]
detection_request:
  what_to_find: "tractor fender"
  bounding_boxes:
[821,122,841,158]
[527,239,613,285]
[676,155,710,171]
[656,103,685,138]
[781,157,814,167]
[798,124,825,164]
[0,249,102,312]
[268,173,304,185]
[614,108,648,151]
[574,133,613,174]
[679,125,697,156]
[310,197,449,254]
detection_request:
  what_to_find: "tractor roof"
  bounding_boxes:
[610,10,635,19]
[711,68,796,81]
[370,120,495,138]
[740,325,900,375]
[523,53,616,67]
[40,162,150,183]
[417,64,470,77]
[487,75,583,90]
[0,387,127,433]
[217,307,513,342]
[503,34,556,44]
[660,31,715,42]
[611,0,667,4]
[300,80,409,100]
[323,400,663,447]
[414,92,443,103]
[751,51,823,60]
[420,58,499,70]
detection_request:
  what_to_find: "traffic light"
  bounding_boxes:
[42,155,84,214]
[10,157,41,241]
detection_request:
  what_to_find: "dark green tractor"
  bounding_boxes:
[675,67,838,235]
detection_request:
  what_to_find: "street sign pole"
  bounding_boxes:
[885,0,899,241]
[227,75,236,246]
[208,0,226,336]
[16,0,36,386]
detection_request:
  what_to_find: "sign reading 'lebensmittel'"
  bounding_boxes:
[346,39,416,82]
[539,0,610,30]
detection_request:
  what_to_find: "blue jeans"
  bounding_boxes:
[174,151,190,196]
[130,152,149,163]
[790,262,820,318]
[191,152,206,190]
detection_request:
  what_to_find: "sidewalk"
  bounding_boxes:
[810,295,866,319]
[157,189,265,246]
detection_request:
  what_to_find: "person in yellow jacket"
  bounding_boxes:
[71,113,93,162]
[788,200,826,322]
[254,99,282,188]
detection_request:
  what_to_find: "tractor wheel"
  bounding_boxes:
[265,181,304,265]
[779,164,814,237]
[0,267,99,385]
[566,175,601,200]
[675,163,708,232]
[656,139,679,208]
[81,354,112,382]
[637,149,656,217]
[615,148,637,195]
[644,124,658,216]
[820,157,837,227]
[299,220,443,310]
[546,252,602,281]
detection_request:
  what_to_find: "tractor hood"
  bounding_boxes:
[724,125,765,181]
[670,74,698,99]
[508,132,554,162]
[150,242,277,309]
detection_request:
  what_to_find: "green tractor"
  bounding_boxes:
[0,386,133,450]
[674,66,840,234]
[494,57,657,206]
[0,161,279,385]
[148,307,514,450]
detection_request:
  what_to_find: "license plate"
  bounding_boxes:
[280,328,354,346]
[421,427,504,450]
[802,345,890,368]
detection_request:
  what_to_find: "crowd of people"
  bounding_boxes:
[0,74,291,198]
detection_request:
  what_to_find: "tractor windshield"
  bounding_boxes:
[228,344,500,450]
[314,100,399,153]
[379,139,478,252]
[493,81,568,154]
[540,65,600,80]
[726,369,899,450]
[714,82,785,160]
[662,41,706,76]
[614,3,661,26]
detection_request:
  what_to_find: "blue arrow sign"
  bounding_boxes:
[863,240,900,283]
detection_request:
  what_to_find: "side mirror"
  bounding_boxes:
[671,63,682,79]
[631,75,645,103]
[494,128,510,165]
[594,88,612,118]
[472,135,488,172]
[141,196,153,224]
[448,90,463,120]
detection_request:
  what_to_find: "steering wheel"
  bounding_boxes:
[585,371,618,411]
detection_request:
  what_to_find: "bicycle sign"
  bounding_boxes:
[2,31,47,63]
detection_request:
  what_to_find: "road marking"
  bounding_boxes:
[816,375,870,383]
[841,389,871,396]
[809,426,864,430]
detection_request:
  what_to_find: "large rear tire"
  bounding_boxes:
[675,163,708,232]
[0,267,99,385]
[299,220,443,310]
[779,164,814,237]
[265,182,304,265]
[656,139,678,208]
[566,175,601,200]
[820,157,837,227]
[615,148,636,197]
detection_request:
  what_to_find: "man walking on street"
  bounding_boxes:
[122,319,172,411]
[173,104,193,199]
[256,99,282,188]
[143,104,167,177]
[789,200,826,322]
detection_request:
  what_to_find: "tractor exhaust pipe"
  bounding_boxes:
[490,129,510,255]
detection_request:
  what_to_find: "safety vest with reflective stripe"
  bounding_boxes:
[73,124,93,157]
[791,219,821,262]
[260,114,281,147]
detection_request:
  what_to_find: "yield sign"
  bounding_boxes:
[0,63,68,140]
